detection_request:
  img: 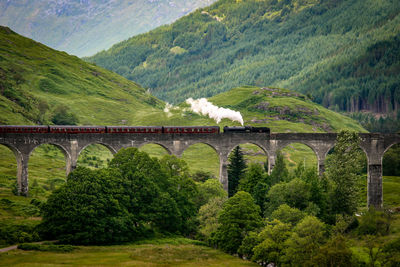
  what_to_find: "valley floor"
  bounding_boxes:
[0,238,257,267]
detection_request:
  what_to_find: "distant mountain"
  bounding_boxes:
[0,0,216,57]
[87,0,400,118]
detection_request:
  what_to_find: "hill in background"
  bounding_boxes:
[88,0,400,120]
[0,0,216,57]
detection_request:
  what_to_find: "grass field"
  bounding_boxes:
[0,238,257,267]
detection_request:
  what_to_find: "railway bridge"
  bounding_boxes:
[0,132,399,208]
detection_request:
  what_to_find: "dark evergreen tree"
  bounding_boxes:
[228,146,247,197]
[269,151,289,186]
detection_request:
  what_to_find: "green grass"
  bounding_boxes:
[383,176,400,207]
[0,238,257,267]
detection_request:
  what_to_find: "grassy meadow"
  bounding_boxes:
[0,238,258,267]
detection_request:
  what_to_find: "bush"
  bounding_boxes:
[357,208,392,236]
[18,243,76,252]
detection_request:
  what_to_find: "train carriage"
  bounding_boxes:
[106,126,162,134]
[163,126,220,134]
[49,126,106,134]
[0,125,49,133]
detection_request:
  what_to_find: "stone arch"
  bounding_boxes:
[77,143,116,169]
[383,142,400,158]
[227,142,269,159]
[29,142,71,161]
[138,142,172,157]
[181,142,220,178]
[0,142,21,159]
[78,142,118,156]
[278,142,319,171]
[28,143,71,195]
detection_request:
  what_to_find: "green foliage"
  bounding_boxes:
[311,235,355,267]
[383,144,400,176]
[211,191,262,254]
[269,151,289,185]
[251,219,292,266]
[325,130,362,218]
[88,0,400,120]
[265,178,311,216]
[196,178,227,208]
[0,220,40,246]
[238,163,269,212]
[18,243,76,252]
[39,167,136,244]
[51,105,79,125]
[39,148,199,245]
[270,204,306,226]
[357,208,393,236]
[198,197,226,241]
[282,216,327,266]
[228,146,247,197]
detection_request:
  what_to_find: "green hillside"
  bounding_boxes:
[88,0,400,118]
[0,26,167,126]
[0,0,216,57]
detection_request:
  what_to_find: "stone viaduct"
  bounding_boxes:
[0,132,399,208]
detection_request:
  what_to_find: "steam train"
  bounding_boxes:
[0,125,270,134]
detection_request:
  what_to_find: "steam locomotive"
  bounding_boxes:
[0,125,270,134]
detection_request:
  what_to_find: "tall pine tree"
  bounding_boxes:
[228,146,247,197]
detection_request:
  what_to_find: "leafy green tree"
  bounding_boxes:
[269,151,289,186]
[252,219,292,266]
[325,130,362,217]
[228,146,247,197]
[265,178,311,216]
[271,204,306,226]
[198,197,226,241]
[211,191,262,254]
[39,167,135,244]
[196,178,227,207]
[282,216,327,266]
[311,235,355,267]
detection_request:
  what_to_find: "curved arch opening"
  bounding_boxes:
[77,144,114,169]
[0,144,18,195]
[29,144,67,197]
[382,143,400,207]
[139,143,170,159]
[279,143,318,172]
[181,143,220,179]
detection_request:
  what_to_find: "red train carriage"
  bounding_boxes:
[0,125,49,133]
[163,126,220,134]
[49,126,106,134]
[106,126,163,133]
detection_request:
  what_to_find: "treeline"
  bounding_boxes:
[205,131,400,266]
[88,0,400,117]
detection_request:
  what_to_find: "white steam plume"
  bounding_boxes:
[186,98,244,125]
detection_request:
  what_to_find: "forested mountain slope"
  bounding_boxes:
[0,25,364,133]
[0,0,216,57]
[88,0,400,117]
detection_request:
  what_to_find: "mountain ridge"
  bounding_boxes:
[87,0,400,118]
[0,0,217,57]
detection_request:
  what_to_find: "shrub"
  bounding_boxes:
[18,243,76,252]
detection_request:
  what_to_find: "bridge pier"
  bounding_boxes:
[16,153,29,196]
[367,164,383,208]
[219,157,229,192]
